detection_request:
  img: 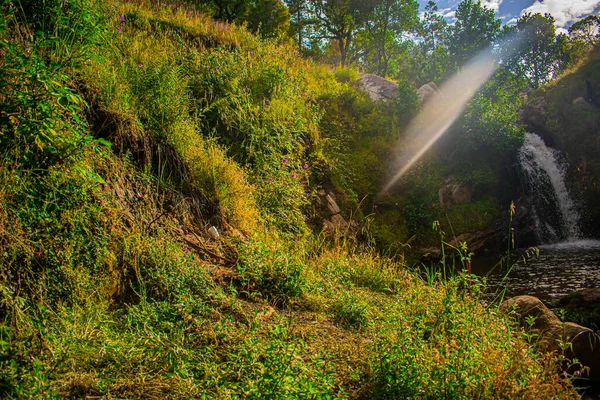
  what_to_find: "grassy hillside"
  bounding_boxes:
[0,0,579,398]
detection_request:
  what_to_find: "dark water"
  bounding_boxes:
[472,240,600,304]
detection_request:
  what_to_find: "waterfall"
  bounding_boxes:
[518,133,581,243]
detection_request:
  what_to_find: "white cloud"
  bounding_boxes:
[443,10,456,19]
[481,0,503,13]
[521,0,600,28]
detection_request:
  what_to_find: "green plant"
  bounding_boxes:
[332,291,368,330]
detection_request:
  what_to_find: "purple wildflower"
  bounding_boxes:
[282,158,288,164]
[118,28,122,33]
[138,63,143,67]
[269,178,273,183]
[303,165,309,169]
[291,174,297,178]
[119,15,125,21]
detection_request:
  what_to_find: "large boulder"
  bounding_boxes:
[417,82,442,105]
[359,74,399,102]
[501,295,600,380]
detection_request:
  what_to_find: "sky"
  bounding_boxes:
[419,0,600,33]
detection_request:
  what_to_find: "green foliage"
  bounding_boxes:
[198,0,291,39]
[332,291,369,330]
[245,0,291,39]
[449,0,501,68]
[0,2,101,168]
[237,237,306,302]
[501,13,582,89]
[457,80,526,154]
[569,14,600,51]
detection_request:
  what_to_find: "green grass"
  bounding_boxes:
[0,0,582,398]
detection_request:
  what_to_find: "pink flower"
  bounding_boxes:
[138,63,143,67]
[269,178,273,182]
[119,15,125,21]
[282,158,288,164]
[291,174,297,178]
[303,165,309,169]
[118,28,122,33]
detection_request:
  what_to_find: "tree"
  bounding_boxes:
[413,0,452,83]
[308,0,378,66]
[245,0,291,38]
[417,1,448,54]
[358,0,419,75]
[448,0,501,68]
[200,0,291,38]
[501,13,579,88]
[204,0,248,23]
[569,14,600,51]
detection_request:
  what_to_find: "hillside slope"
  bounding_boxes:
[0,0,579,398]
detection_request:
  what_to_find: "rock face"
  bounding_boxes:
[359,74,399,102]
[317,189,354,237]
[438,182,471,208]
[417,82,442,105]
[501,295,600,380]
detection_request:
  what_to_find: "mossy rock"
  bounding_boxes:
[554,288,600,330]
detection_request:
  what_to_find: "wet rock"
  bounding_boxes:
[512,197,537,248]
[417,82,442,105]
[359,74,399,102]
[501,295,600,380]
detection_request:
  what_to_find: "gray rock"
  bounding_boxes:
[322,214,348,236]
[573,96,587,105]
[417,82,442,105]
[326,193,341,214]
[359,74,399,102]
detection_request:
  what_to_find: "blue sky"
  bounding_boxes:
[419,0,600,32]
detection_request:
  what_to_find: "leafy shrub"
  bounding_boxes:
[332,291,368,330]
[237,237,305,303]
[0,30,89,168]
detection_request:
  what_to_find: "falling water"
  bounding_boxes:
[518,132,581,243]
